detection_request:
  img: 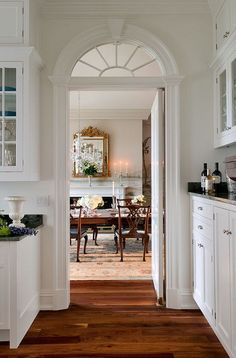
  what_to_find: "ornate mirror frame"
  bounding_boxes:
[72,126,109,177]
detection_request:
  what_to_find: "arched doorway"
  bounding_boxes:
[50,23,182,309]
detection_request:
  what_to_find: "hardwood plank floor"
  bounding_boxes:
[0,280,228,357]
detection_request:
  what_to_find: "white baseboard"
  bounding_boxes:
[152,274,198,309]
[40,288,69,311]
[179,289,198,309]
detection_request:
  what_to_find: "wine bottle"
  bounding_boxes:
[205,169,213,194]
[201,163,207,193]
[212,162,222,193]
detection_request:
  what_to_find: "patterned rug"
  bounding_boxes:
[70,233,152,280]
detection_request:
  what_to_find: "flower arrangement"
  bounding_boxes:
[131,194,146,204]
[77,195,104,210]
[80,160,98,176]
[0,215,38,237]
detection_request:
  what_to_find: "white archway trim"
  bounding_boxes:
[50,23,192,310]
[53,24,179,77]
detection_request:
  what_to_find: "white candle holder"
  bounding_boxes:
[5,196,25,227]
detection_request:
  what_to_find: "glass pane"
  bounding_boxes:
[133,61,162,77]
[219,70,227,132]
[0,94,2,116]
[71,61,100,77]
[0,144,2,166]
[232,58,236,127]
[5,68,16,91]
[102,68,132,77]
[4,143,16,166]
[4,120,16,141]
[0,68,2,91]
[4,94,16,116]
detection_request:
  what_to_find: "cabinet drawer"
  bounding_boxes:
[193,214,213,239]
[192,199,213,219]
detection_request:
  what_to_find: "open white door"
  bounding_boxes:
[151,89,165,304]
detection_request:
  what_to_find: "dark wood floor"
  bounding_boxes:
[0,280,228,357]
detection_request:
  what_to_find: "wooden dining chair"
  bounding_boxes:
[70,205,98,246]
[70,206,90,262]
[117,204,151,262]
[116,198,133,206]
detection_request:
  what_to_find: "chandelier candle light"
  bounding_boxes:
[112,181,116,209]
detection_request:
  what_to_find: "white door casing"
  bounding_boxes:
[151,89,164,301]
[50,23,184,309]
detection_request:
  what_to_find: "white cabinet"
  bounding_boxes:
[191,195,236,357]
[192,198,215,326]
[214,53,236,147]
[0,244,9,330]
[0,1,24,44]
[0,232,40,348]
[215,1,231,52]
[0,63,23,171]
[0,47,41,181]
[214,206,236,357]
[214,206,232,349]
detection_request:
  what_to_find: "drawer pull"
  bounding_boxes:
[198,225,203,230]
[197,206,203,211]
[198,243,203,248]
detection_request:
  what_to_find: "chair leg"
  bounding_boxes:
[143,241,146,261]
[114,232,118,253]
[119,236,123,262]
[77,237,81,262]
[83,234,88,254]
[93,227,98,246]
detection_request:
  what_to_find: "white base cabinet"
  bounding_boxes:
[192,199,215,326]
[0,231,40,348]
[191,196,236,358]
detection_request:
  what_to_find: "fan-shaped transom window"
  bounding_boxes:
[71,42,163,77]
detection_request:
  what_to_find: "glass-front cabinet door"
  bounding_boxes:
[0,63,22,171]
[219,68,228,132]
[214,54,236,148]
[231,58,236,128]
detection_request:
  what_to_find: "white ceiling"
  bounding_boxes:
[42,0,211,18]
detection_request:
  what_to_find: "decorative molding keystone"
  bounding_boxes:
[107,19,125,41]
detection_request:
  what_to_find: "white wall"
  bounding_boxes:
[2,9,236,306]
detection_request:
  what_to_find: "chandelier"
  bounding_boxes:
[71,91,81,162]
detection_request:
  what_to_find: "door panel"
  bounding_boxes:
[151,89,164,301]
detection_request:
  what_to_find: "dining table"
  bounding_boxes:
[70,208,118,226]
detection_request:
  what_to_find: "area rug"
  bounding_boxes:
[70,234,152,280]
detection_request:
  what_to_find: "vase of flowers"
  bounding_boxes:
[131,194,146,205]
[80,160,98,187]
[78,195,104,216]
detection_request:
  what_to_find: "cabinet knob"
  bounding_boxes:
[223,31,230,38]
[197,206,203,211]
[223,229,228,234]
[198,243,203,248]
[198,225,203,230]
[227,230,232,236]
[225,126,232,130]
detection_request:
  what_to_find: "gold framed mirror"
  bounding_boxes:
[72,126,109,177]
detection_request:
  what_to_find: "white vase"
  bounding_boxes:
[5,196,25,227]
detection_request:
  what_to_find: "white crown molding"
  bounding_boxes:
[70,108,150,120]
[42,0,210,19]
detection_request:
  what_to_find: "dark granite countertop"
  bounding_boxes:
[188,182,236,206]
[0,214,43,241]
